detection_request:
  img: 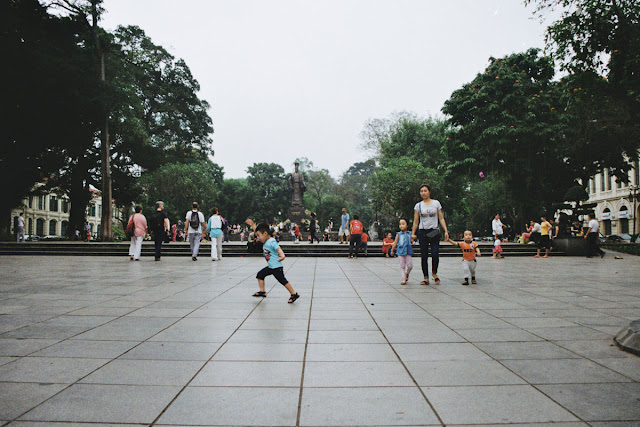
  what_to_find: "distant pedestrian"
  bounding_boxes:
[348,214,364,259]
[172,224,177,242]
[534,215,552,258]
[492,213,506,242]
[207,207,224,261]
[411,184,449,286]
[16,213,25,242]
[128,206,147,261]
[84,221,91,241]
[493,238,503,258]
[382,232,394,257]
[391,219,414,285]
[150,201,170,261]
[309,213,320,244]
[339,208,350,244]
[584,213,605,258]
[246,219,300,303]
[529,220,541,244]
[447,230,481,286]
[185,202,206,261]
[359,230,369,255]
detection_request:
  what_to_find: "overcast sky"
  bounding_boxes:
[101,0,552,180]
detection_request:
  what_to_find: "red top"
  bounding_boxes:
[361,233,369,242]
[382,237,393,252]
[350,220,363,234]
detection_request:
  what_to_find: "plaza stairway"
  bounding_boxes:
[0,241,564,257]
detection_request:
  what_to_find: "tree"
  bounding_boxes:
[339,159,376,226]
[246,163,288,222]
[216,178,251,225]
[303,168,336,227]
[139,160,223,225]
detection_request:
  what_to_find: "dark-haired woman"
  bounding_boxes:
[411,184,449,285]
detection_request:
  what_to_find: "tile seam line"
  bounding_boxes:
[334,257,447,427]
[148,257,300,426]
[4,260,253,425]
[361,257,595,424]
[295,256,317,426]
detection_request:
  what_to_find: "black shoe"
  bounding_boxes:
[288,293,300,303]
[461,280,469,286]
[155,257,160,261]
[600,252,605,258]
[192,257,197,261]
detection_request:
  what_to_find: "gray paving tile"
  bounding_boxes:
[157,386,299,426]
[307,330,387,343]
[191,361,302,387]
[423,385,579,424]
[456,327,545,342]
[119,341,222,361]
[0,357,109,383]
[502,358,633,384]
[591,357,640,382]
[554,339,632,359]
[0,382,67,419]
[304,361,414,387]
[226,329,306,344]
[406,360,526,386]
[393,343,492,361]
[80,359,202,386]
[538,383,640,421]
[30,340,139,359]
[212,343,305,361]
[0,339,60,357]
[19,384,180,424]
[474,341,581,360]
[306,343,398,361]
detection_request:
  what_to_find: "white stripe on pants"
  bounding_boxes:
[189,232,201,257]
[129,236,143,259]
[211,235,223,259]
[398,255,413,279]
[462,260,476,279]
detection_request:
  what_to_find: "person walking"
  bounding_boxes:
[348,214,364,258]
[492,213,506,258]
[185,202,206,261]
[16,213,25,242]
[207,207,224,261]
[309,213,320,244]
[411,183,449,285]
[534,215,552,258]
[584,213,605,258]
[150,201,170,261]
[128,206,147,261]
[391,219,414,284]
[339,208,350,244]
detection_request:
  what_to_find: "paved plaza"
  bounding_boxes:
[0,254,639,426]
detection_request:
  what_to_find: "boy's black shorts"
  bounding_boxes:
[256,266,289,286]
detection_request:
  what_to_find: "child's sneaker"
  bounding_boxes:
[461,279,469,286]
[471,277,477,284]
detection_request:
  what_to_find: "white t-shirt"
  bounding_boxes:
[17,217,24,227]
[492,219,503,236]
[531,222,542,233]
[414,200,442,230]
[185,210,205,233]
[588,219,599,233]
[209,214,223,229]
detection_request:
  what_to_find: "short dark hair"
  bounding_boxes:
[353,214,359,220]
[588,212,595,219]
[311,212,316,217]
[19,212,24,216]
[192,202,198,209]
[211,207,218,215]
[135,205,142,213]
[399,217,409,225]
[419,183,431,192]
[255,223,270,234]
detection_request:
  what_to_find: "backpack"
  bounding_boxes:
[220,217,227,232]
[351,220,363,234]
[189,211,200,230]
[152,211,164,231]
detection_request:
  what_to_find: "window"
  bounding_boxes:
[600,172,605,192]
[606,169,612,191]
[603,208,612,235]
[61,221,68,237]
[619,206,629,234]
[98,204,102,218]
[28,197,32,208]
[36,218,44,236]
[49,196,58,212]
[97,224,101,238]
[636,159,640,186]
[62,199,69,213]
[38,195,45,210]
[28,218,33,235]
[590,179,596,194]
[49,220,57,236]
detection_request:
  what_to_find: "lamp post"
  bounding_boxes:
[629,185,639,237]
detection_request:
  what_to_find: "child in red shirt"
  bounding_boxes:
[382,233,394,257]
[447,230,481,286]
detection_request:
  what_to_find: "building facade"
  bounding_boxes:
[586,161,640,236]
[10,188,119,238]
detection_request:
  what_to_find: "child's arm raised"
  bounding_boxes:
[245,218,256,231]
[277,247,286,263]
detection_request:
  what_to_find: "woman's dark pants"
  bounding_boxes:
[418,229,440,278]
[154,231,165,259]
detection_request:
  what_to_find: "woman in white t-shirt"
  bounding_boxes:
[411,184,449,286]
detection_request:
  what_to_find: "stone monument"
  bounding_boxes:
[288,162,306,224]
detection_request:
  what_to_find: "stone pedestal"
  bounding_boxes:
[288,205,305,225]
[614,320,640,356]
[552,237,588,256]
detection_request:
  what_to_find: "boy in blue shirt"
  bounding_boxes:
[246,219,300,303]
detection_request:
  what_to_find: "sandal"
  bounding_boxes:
[432,275,441,285]
[252,291,267,297]
[400,280,407,285]
[420,280,429,286]
[288,293,300,304]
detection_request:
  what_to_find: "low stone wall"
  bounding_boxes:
[551,237,589,256]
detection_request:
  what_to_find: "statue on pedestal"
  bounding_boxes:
[287,162,306,223]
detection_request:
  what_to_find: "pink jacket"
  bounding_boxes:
[129,213,147,237]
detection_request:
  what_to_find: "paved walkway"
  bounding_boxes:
[0,254,639,426]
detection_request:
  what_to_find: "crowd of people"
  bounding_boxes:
[122,183,608,303]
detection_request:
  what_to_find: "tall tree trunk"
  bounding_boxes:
[68,156,90,239]
[91,0,112,241]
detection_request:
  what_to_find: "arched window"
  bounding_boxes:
[36,218,45,236]
[603,208,612,235]
[28,218,33,235]
[61,221,69,237]
[49,220,57,236]
[62,199,69,213]
[619,206,629,234]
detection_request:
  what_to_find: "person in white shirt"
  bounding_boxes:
[206,207,224,261]
[184,202,206,261]
[16,213,25,242]
[584,213,605,258]
[491,213,506,258]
